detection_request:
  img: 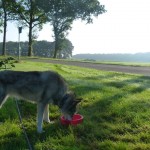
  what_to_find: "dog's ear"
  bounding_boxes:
[77,98,82,100]
[68,98,82,109]
[67,91,76,97]
[77,98,82,101]
[68,91,75,94]
[75,98,83,104]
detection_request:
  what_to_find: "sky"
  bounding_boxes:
[0,0,150,55]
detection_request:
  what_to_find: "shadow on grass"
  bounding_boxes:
[0,130,27,150]
[79,74,150,113]
[22,120,76,149]
[70,75,150,147]
[0,75,150,149]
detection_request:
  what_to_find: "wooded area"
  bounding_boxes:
[73,53,150,62]
[0,39,73,58]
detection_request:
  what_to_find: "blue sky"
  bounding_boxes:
[0,0,150,55]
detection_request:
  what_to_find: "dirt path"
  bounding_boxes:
[27,59,150,76]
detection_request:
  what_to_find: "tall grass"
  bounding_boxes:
[0,61,150,150]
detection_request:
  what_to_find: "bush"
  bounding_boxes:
[0,57,16,70]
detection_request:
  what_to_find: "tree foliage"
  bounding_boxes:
[0,56,16,69]
[0,0,106,58]
[0,40,73,58]
[0,1,3,33]
[73,0,106,23]
[0,20,2,33]
[36,0,106,58]
[56,38,74,58]
[13,0,47,56]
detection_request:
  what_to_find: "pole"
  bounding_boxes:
[18,27,22,61]
[18,32,20,60]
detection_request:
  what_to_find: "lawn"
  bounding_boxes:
[0,60,150,150]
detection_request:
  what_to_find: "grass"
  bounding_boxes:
[0,60,150,150]
[1,55,150,67]
[26,57,150,66]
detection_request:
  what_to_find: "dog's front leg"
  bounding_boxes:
[43,104,50,123]
[37,103,45,133]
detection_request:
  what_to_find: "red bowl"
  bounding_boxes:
[60,114,83,125]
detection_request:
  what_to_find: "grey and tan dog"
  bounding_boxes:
[0,70,81,133]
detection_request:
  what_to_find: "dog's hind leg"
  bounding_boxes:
[0,86,7,108]
[37,102,46,133]
[43,104,50,123]
[0,92,7,108]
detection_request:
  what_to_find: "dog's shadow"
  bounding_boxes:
[0,100,71,149]
[0,127,30,150]
[0,120,63,149]
[24,119,72,148]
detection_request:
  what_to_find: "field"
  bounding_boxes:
[0,60,150,150]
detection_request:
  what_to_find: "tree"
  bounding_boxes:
[0,1,2,33]
[57,39,74,59]
[0,40,73,58]
[36,0,74,58]
[36,0,106,58]
[0,0,16,55]
[14,0,47,56]
[0,19,2,33]
[73,0,106,23]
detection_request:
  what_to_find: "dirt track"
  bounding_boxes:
[28,59,150,76]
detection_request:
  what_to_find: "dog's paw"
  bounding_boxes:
[43,119,55,124]
[37,129,45,134]
[50,121,55,124]
[44,119,51,123]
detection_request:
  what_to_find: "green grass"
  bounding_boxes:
[1,55,150,66]
[0,61,150,150]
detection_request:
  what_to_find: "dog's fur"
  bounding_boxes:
[0,70,81,133]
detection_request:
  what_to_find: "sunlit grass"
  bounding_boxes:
[0,61,150,149]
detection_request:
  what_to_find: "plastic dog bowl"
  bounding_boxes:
[60,114,83,125]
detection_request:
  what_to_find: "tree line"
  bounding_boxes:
[73,53,150,62]
[0,0,106,58]
[0,39,73,58]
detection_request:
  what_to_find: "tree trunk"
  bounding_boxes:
[28,22,33,56]
[53,38,58,58]
[2,10,7,56]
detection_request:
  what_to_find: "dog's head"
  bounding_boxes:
[59,92,82,120]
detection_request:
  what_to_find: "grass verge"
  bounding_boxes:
[0,61,150,150]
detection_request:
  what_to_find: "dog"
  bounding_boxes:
[0,70,81,133]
